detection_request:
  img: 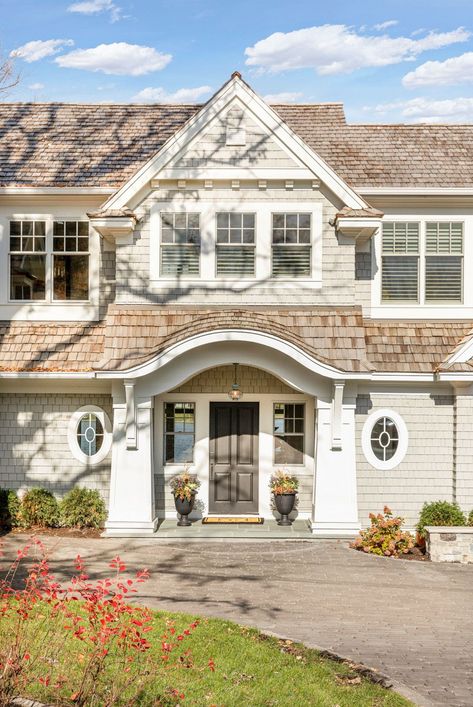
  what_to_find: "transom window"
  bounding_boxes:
[164,402,195,463]
[382,221,463,304]
[160,213,200,276]
[216,212,255,276]
[9,219,89,302]
[273,403,305,465]
[272,213,311,277]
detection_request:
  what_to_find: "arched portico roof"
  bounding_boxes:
[96,306,372,376]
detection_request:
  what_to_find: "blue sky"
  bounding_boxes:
[2,0,473,122]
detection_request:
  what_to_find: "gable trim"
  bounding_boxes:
[102,75,367,211]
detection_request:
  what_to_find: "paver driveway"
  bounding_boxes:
[1,535,472,707]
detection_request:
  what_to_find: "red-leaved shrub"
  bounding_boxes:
[351,506,415,557]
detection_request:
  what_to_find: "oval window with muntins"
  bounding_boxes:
[362,409,408,471]
[68,405,112,465]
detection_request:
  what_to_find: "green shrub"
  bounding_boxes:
[59,487,106,529]
[19,488,60,528]
[351,506,415,557]
[417,500,466,538]
[0,489,20,527]
[467,510,473,527]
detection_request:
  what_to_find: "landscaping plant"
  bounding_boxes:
[0,489,20,528]
[416,500,466,538]
[59,487,107,529]
[468,510,473,526]
[170,471,201,501]
[351,506,415,557]
[269,470,299,495]
[0,539,201,706]
[18,488,60,528]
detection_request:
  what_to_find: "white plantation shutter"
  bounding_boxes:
[425,222,463,302]
[160,213,200,276]
[382,222,419,301]
[216,213,255,276]
[271,213,311,277]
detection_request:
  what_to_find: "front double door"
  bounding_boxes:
[209,402,259,515]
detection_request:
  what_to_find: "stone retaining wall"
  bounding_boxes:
[426,526,473,564]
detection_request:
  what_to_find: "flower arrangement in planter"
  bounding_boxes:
[269,471,299,526]
[351,506,415,557]
[170,471,201,527]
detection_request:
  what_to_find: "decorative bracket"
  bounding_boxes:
[331,380,345,450]
[124,380,137,449]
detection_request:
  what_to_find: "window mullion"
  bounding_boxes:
[419,221,426,305]
[46,218,53,302]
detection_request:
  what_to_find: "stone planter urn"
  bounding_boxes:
[174,493,196,527]
[273,492,296,526]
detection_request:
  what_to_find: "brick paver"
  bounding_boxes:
[1,536,472,706]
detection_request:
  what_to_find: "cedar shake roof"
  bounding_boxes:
[0,308,472,375]
[1,102,473,189]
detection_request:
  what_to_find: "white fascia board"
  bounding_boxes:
[0,372,96,379]
[437,371,473,381]
[336,218,382,231]
[0,187,114,195]
[102,76,367,211]
[154,168,315,180]
[441,336,473,367]
[358,187,473,196]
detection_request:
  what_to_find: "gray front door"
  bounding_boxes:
[209,402,259,515]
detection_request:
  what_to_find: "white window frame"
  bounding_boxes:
[0,212,100,321]
[149,199,322,289]
[68,405,113,465]
[373,215,471,318]
[361,408,408,471]
[163,401,196,465]
[272,401,306,467]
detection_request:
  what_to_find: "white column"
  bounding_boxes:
[311,394,360,537]
[105,393,158,536]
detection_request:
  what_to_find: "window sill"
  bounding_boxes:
[0,302,100,322]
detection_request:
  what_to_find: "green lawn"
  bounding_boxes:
[0,607,412,706]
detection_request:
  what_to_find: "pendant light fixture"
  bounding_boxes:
[228,362,243,401]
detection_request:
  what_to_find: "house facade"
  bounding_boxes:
[1,72,473,536]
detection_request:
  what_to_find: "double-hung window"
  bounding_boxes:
[9,219,89,302]
[9,220,46,300]
[425,222,463,302]
[273,403,305,465]
[381,222,419,302]
[216,212,255,276]
[164,402,195,463]
[381,221,463,304]
[53,220,89,300]
[272,213,311,277]
[160,213,200,276]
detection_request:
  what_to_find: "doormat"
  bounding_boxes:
[202,517,264,525]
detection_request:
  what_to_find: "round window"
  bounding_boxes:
[361,409,408,471]
[68,405,112,465]
[77,413,104,457]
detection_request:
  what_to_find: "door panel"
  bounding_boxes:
[209,402,259,514]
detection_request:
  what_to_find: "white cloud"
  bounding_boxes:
[68,0,122,22]
[245,24,470,75]
[371,96,473,123]
[263,91,303,103]
[55,42,172,75]
[373,20,398,31]
[28,82,45,90]
[10,39,74,63]
[403,52,473,87]
[132,85,212,103]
